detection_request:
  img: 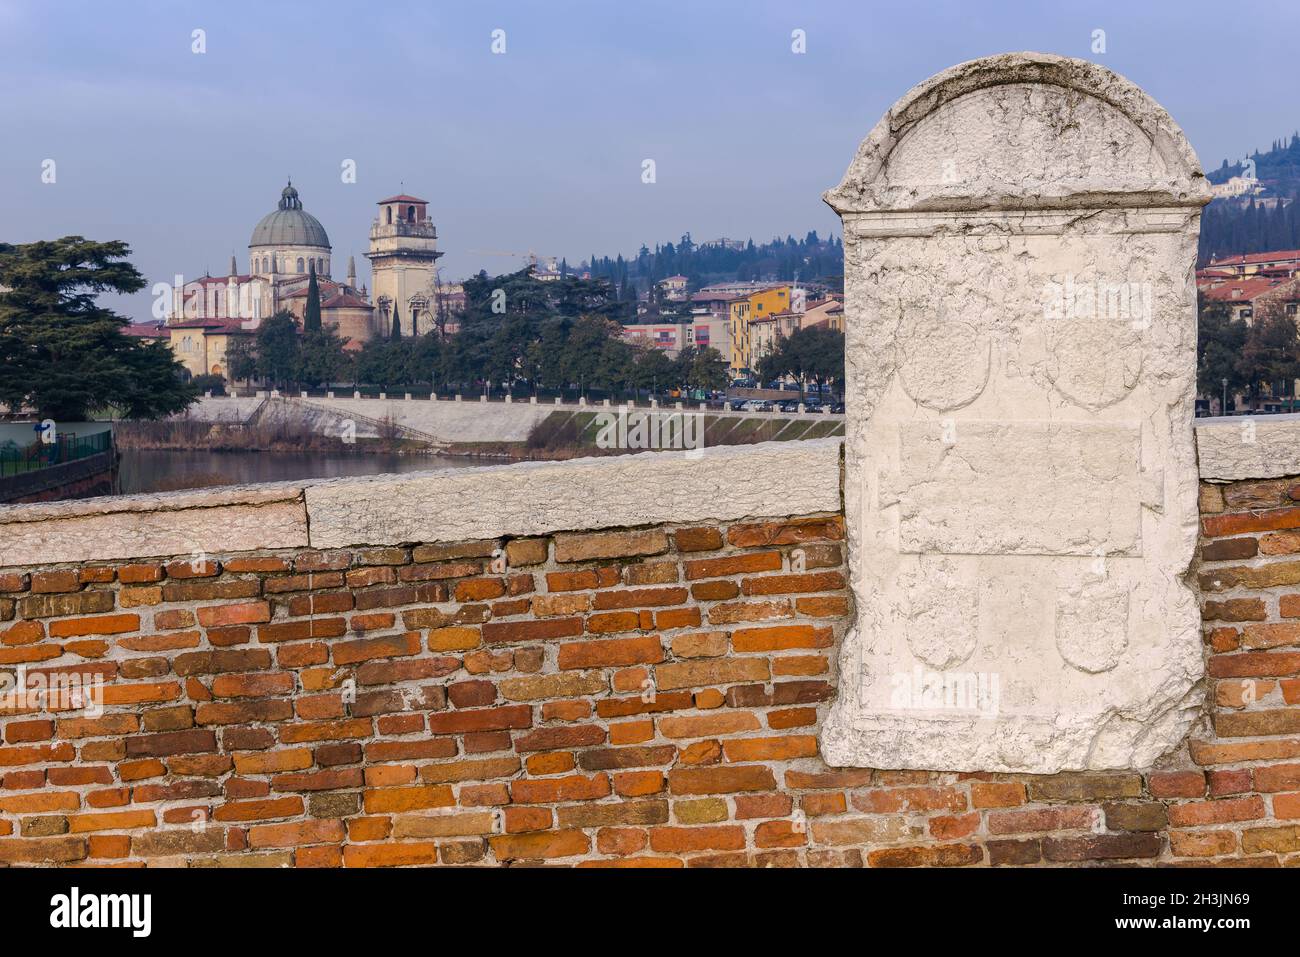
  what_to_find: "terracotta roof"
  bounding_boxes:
[188,275,253,286]
[122,322,169,339]
[321,291,373,310]
[1208,249,1300,266]
[377,194,428,204]
[284,279,344,299]
[1201,277,1285,302]
[168,318,253,334]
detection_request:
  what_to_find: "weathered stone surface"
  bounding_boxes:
[820,53,1208,773]
[306,440,842,548]
[886,421,1142,555]
[0,483,308,567]
[1196,417,1300,481]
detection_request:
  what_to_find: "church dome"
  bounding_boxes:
[249,182,331,249]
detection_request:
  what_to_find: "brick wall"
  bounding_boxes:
[0,487,1296,867]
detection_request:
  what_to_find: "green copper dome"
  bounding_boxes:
[249,182,331,250]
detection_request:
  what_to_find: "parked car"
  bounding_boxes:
[746,400,773,412]
[776,399,799,413]
[803,397,823,412]
[830,401,845,414]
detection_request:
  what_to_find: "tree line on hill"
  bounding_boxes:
[1199,134,1300,263]
[1208,134,1300,194]
[580,232,844,318]
[1199,194,1300,264]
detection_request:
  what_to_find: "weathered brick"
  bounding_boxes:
[554,529,669,563]
[558,636,663,670]
[489,829,589,861]
[482,617,582,644]
[656,658,769,690]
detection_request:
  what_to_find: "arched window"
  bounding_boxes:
[317,258,324,273]
[407,205,415,221]
[386,207,392,225]
[297,258,304,273]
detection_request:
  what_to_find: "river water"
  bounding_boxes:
[117,449,482,494]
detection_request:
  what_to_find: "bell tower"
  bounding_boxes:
[366,193,443,337]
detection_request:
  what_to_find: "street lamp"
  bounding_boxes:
[1222,378,1228,415]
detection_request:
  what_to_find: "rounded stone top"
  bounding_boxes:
[825,52,1211,215]
[249,182,331,250]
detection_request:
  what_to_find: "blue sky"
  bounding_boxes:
[0,0,1288,318]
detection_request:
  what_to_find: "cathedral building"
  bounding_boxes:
[166,182,443,379]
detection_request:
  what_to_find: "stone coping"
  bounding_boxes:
[1195,416,1300,481]
[0,439,843,567]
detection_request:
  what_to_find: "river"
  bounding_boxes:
[116,449,482,495]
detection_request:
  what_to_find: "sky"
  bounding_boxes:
[0,0,1291,319]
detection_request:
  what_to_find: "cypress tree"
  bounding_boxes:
[391,302,402,340]
[304,261,322,332]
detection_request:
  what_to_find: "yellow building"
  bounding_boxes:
[168,319,252,380]
[728,285,792,375]
[748,296,845,373]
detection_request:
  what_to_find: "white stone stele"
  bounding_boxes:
[0,440,842,567]
[1196,416,1300,481]
[820,53,1210,774]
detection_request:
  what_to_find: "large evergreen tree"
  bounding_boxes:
[252,311,301,389]
[303,261,321,332]
[390,302,402,340]
[0,237,197,421]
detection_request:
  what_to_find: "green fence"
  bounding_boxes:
[0,430,113,477]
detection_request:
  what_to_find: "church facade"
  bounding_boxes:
[166,183,443,379]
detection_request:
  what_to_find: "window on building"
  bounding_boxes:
[407,205,416,221]
[386,207,393,225]
[297,258,304,273]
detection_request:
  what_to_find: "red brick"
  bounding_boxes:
[1203,506,1300,538]
[1167,795,1267,827]
[482,618,582,644]
[426,706,532,735]
[684,552,782,580]
[741,571,845,595]
[48,614,139,637]
[558,636,664,670]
